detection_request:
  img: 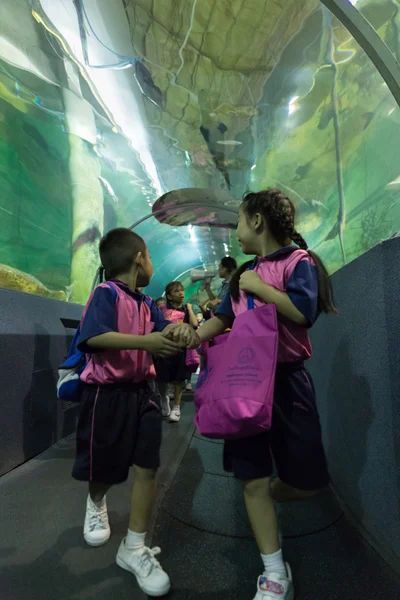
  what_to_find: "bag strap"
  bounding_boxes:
[247,263,255,310]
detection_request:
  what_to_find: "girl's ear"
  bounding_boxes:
[135,251,143,265]
[253,212,263,231]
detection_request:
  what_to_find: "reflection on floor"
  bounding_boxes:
[152,431,400,600]
[1,393,399,600]
[0,395,195,600]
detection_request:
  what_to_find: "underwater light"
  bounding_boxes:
[288,96,299,115]
[216,140,242,146]
[188,224,197,244]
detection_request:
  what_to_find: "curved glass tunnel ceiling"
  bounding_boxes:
[0,0,400,304]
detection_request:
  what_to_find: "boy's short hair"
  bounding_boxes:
[100,228,146,280]
[220,256,237,272]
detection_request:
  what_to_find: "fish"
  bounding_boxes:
[362,112,374,130]
[99,176,118,202]
[134,61,163,109]
[295,161,312,180]
[211,104,261,119]
[0,264,66,301]
[22,122,49,153]
[318,105,333,130]
[198,90,233,190]
[72,225,102,252]
[22,122,63,160]
[310,199,329,211]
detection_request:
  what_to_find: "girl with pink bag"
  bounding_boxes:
[154,281,199,422]
[175,190,336,600]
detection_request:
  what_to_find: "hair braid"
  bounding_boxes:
[291,230,308,251]
[231,188,337,314]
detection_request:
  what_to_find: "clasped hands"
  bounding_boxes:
[163,323,200,350]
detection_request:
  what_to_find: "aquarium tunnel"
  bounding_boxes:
[1,0,400,598]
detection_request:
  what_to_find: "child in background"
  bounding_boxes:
[171,190,334,600]
[155,282,198,422]
[155,297,165,307]
[72,228,195,597]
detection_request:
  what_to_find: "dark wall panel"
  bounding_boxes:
[0,288,83,476]
[309,237,400,570]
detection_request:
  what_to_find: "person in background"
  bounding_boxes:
[155,297,165,307]
[185,306,202,392]
[72,228,196,597]
[204,256,237,311]
[196,311,204,325]
[170,189,335,600]
[155,281,198,422]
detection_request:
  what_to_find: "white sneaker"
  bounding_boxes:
[84,495,111,547]
[169,407,181,423]
[160,395,171,418]
[253,564,294,599]
[186,382,193,391]
[116,539,171,597]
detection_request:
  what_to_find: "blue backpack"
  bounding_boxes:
[57,282,118,403]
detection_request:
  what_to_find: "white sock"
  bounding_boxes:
[126,529,146,551]
[261,549,287,577]
[173,405,181,412]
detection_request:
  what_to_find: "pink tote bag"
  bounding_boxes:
[194,296,278,439]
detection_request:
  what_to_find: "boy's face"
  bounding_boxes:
[218,263,228,279]
[137,247,153,287]
[196,312,203,324]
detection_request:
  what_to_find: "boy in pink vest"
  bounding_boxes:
[72,228,196,597]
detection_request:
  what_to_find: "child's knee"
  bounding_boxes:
[243,476,272,498]
[133,465,158,482]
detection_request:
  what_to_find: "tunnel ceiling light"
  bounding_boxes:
[251,164,256,170]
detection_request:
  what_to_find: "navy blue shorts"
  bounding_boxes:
[72,381,162,485]
[223,362,330,490]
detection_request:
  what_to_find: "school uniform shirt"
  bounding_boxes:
[216,247,318,363]
[77,280,170,385]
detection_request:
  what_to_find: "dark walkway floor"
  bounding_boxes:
[152,427,400,600]
[1,392,400,600]
[0,395,195,600]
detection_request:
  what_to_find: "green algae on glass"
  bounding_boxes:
[0,0,400,305]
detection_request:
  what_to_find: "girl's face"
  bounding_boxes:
[168,284,185,305]
[196,312,203,324]
[237,206,263,255]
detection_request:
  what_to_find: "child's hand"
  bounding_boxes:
[143,333,181,357]
[164,324,199,348]
[239,270,263,295]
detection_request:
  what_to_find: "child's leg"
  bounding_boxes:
[116,395,170,597]
[224,436,294,599]
[128,466,157,534]
[169,381,184,422]
[157,382,167,398]
[174,381,184,407]
[155,381,171,417]
[89,482,110,503]
[243,476,280,555]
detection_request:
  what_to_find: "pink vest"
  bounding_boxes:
[232,250,314,363]
[81,283,156,385]
[160,304,186,324]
